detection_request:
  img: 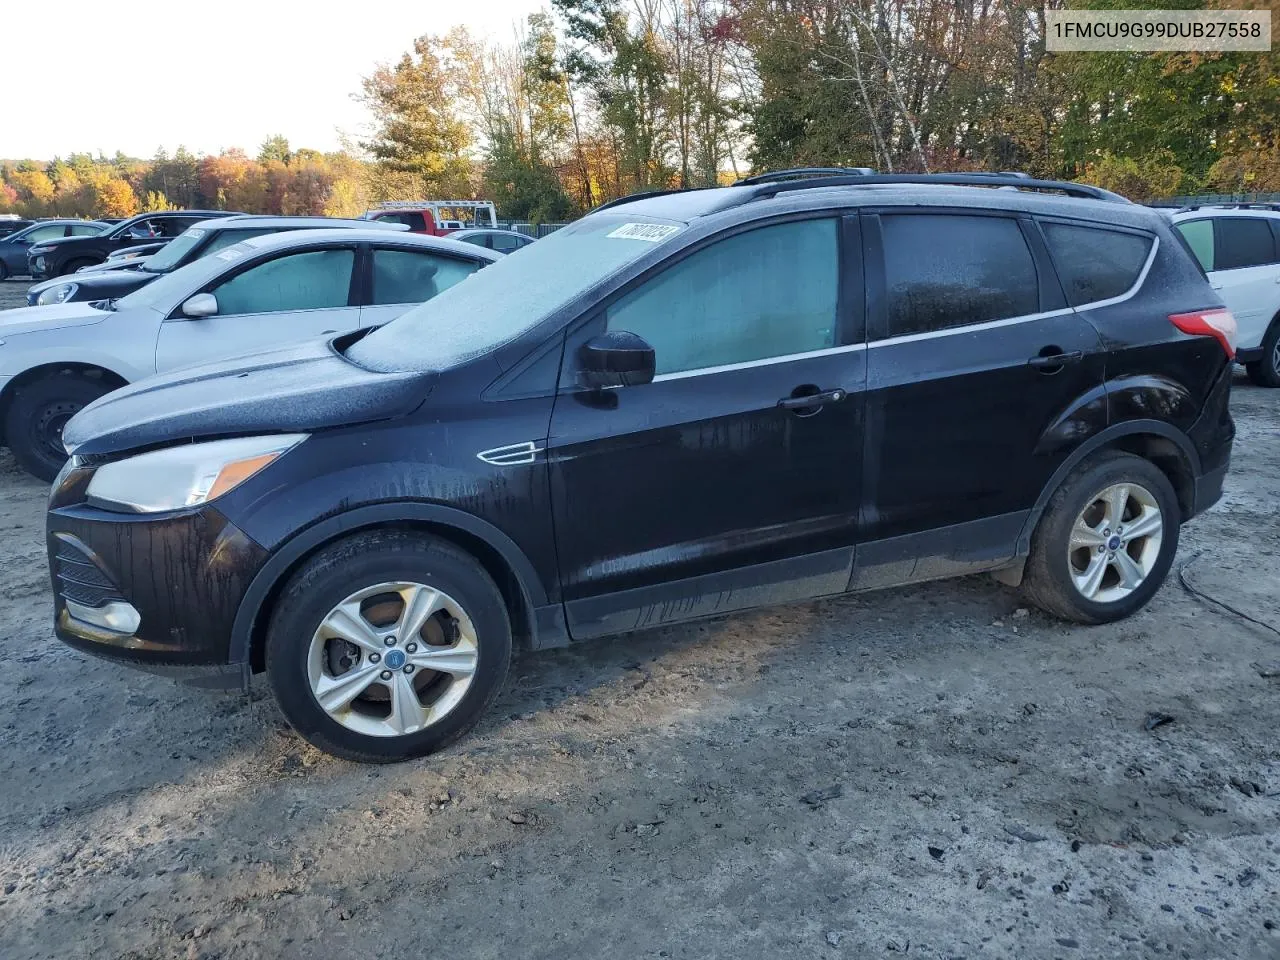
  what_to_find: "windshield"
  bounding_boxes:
[143,227,206,272]
[348,215,684,372]
[115,238,257,311]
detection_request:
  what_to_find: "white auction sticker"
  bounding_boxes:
[606,223,681,243]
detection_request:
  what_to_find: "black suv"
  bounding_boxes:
[47,172,1235,762]
[26,210,239,278]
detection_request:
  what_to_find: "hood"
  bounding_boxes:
[0,303,109,336]
[26,236,84,252]
[41,270,154,299]
[64,334,434,456]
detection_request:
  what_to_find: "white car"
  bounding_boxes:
[0,229,500,479]
[1171,205,1280,386]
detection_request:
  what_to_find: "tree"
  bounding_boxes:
[141,190,175,212]
[258,135,292,165]
[359,35,476,196]
[95,178,140,217]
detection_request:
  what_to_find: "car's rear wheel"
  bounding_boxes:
[4,373,114,481]
[1245,320,1280,388]
[1022,452,1179,624]
[266,531,512,763]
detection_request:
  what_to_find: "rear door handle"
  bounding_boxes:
[778,388,847,410]
[1027,350,1083,369]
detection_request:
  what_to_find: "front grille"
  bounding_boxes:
[53,537,124,608]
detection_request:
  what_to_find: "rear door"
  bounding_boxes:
[357,246,488,327]
[154,245,360,372]
[547,215,867,639]
[857,210,1105,586]
[1198,217,1279,351]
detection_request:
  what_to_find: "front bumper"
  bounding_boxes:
[47,461,269,683]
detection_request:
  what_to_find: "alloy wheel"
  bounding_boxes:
[307,581,479,738]
[1067,482,1164,604]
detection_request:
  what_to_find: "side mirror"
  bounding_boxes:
[180,293,218,319]
[579,330,656,389]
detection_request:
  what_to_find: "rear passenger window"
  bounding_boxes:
[1043,222,1153,306]
[1215,218,1277,270]
[605,218,838,375]
[881,215,1038,336]
[1176,220,1214,271]
[370,249,481,305]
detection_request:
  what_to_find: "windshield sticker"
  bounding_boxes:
[215,248,245,262]
[186,228,205,238]
[606,223,680,243]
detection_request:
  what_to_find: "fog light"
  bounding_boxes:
[65,598,141,635]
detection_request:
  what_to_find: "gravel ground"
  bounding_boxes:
[0,304,1276,957]
[1,278,31,310]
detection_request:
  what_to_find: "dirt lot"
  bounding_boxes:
[0,292,1276,957]
[1,278,31,310]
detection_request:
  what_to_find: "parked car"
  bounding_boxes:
[0,220,110,279]
[26,210,240,279]
[362,200,497,236]
[27,216,410,306]
[90,242,168,269]
[3,228,497,479]
[44,171,1235,763]
[450,228,535,253]
[0,217,35,238]
[1170,205,1280,386]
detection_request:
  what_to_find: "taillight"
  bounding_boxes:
[1169,308,1237,359]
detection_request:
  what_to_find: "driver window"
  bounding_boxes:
[604,218,839,376]
[211,249,354,316]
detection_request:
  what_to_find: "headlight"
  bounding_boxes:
[36,283,77,306]
[86,434,306,513]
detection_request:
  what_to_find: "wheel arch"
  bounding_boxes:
[0,362,130,445]
[1013,419,1199,565]
[231,503,550,673]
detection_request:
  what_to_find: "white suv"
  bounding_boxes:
[1170,205,1280,386]
[0,229,499,480]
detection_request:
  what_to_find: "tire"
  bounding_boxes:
[0,260,9,281]
[1021,452,1180,625]
[1245,320,1280,388]
[266,531,512,763]
[4,373,114,481]
[59,259,97,276]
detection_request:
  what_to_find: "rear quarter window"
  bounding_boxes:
[1042,222,1153,306]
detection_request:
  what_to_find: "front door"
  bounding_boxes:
[857,210,1106,585]
[357,246,486,328]
[547,216,867,639]
[155,246,361,373]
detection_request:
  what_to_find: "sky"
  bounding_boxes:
[3,0,547,161]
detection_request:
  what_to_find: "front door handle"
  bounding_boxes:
[778,387,847,410]
[1028,350,1083,370]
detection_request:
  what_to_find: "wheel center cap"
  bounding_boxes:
[1107,535,1122,551]
[384,649,406,670]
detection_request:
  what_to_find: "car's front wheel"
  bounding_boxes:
[4,373,114,481]
[59,258,97,276]
[266,531,512,763]
[1021,452,1180,624]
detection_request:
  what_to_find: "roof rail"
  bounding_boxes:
[1175,201,1280,213]
[746,172,1129,203]
[736,167,877,186]
[591,187,715,213]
